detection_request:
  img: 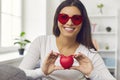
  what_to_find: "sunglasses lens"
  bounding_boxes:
[58,14,82,25]
[58,14,69,24]
[71,15,82,25]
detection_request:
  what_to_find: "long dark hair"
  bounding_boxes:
[53,0,96,51]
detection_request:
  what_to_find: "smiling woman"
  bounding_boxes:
[0,0,22,53]
[19,0,116,80]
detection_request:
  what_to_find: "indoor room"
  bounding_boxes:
[0,0,120,80]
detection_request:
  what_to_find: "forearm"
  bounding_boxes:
[89,68,116,80]
[89,54,116,80]
[20,68,46,79]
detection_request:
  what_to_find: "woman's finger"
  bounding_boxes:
[74,52,90,64]
[74,53,85,61]
[54,66,64,70]
[47,51,58,59]
[44,51,59,65]
[70,66,79,70]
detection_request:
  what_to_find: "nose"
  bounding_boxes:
[66,19,73,25]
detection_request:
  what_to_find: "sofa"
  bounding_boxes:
[0,64,42,80]
[0,64,27,80]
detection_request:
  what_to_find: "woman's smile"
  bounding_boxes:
[64,27,75,32]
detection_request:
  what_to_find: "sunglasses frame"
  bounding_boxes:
[58,13,83,25]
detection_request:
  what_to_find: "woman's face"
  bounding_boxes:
[58,6,82,38]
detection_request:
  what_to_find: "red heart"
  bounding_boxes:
[60,54,74,69]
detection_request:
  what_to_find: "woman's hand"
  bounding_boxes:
[71,52,93,76]
[42,51,64,75]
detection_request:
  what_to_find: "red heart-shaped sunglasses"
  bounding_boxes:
[58,14,83,25]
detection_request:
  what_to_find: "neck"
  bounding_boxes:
[56,35,79,50]
[56,35,79,56]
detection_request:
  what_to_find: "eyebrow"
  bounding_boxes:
[59,13,82,16]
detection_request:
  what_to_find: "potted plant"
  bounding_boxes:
[97,3,104,14]
[14,32,31,55]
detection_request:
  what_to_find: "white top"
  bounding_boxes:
[19,35,116,80]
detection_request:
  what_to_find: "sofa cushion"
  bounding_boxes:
[0,64,27,80]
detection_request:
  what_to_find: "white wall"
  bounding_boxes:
[23,0,120,37]
[46,0,120,35]
[81,0,118,15]
[46,0,60,35]
[23,0,120,38]
[23,0,46,41]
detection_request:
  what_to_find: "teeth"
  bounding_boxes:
[64,27,74,31]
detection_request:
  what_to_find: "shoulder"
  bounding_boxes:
[78,44,98,60]
[78,44,97,54]
[33,35,55,42]
[77,44,103,63]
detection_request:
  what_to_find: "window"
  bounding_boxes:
[0,0,22,53]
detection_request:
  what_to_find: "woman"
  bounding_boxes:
[19,0,116,80]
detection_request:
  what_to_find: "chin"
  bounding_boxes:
[63,33,77,38]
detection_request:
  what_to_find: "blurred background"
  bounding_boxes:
[0,0,120,79]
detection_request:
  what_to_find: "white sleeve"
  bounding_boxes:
[20,68,46,79]
[89,53,116,80]
[19,36,46,79]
